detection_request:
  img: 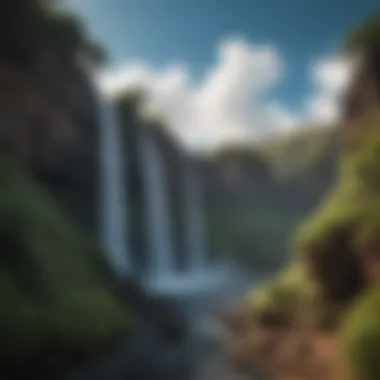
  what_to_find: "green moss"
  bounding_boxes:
[278,263,319,304]
[340,286,380,380]
[295,133,380,257]
[342,132,380,193]
[294,186,358,257]
[0,154,132,365]
[353,210,380,251]
[245,278,281,312]
[335,134,380,250]
[245,263,319,324]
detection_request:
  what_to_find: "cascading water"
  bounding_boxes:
[99,98,130,276]
[184,158,207,275]
[138,129,174,284]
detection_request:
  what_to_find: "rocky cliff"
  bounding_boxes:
[0,3,189,379]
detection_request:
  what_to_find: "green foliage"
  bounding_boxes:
[354,212,380,252]
[294,129,380,257]
[340,286,380,380]
[245,263,318,322]
[343,13,380,53]
[294,182,371,306]
[294,185,360,257]
[336,133,380,251]
[0,154,131,365]
[277,263,318,302]
[5,1,107,66]
[245,277,282,312]
[342,131,380,195]
[44,9,107,65]
[292,112,380,310]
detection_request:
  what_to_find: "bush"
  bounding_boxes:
[245,264,318,329]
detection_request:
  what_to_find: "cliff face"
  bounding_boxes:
[0,10,131,374]
[0,4,192,379]
[0,0,105,237]
[0,55,100,236]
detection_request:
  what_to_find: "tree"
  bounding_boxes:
[1,1,106,67]
[343,13,380,53]
[42,9,107,66]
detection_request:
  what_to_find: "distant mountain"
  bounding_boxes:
[200,126,338,273]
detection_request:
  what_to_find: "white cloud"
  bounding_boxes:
[97,38,301,151]
[97,38,355,152]
[306,56,355,124]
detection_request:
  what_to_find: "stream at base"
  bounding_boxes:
[63,266,259,380]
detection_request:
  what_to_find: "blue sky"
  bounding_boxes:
[66,0,380,151]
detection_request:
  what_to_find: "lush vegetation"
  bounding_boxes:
[0,153,132,368]
[0,1,138,373]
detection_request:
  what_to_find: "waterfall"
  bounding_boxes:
[184,158,207,274]
[99,98,130,276]
[139,130,174,282]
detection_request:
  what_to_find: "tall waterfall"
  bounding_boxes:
[184,158,207,274]
[99,99,130,276]
[139,130,174,282]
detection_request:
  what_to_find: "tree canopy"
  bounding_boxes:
[343,13,380,53]
[2,0,106,67]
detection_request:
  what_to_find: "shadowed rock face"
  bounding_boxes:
[0,57,100,236]
[0,64,74,163]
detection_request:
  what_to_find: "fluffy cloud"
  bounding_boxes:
[97,38,354,151]
[307,56,354,124]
